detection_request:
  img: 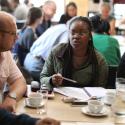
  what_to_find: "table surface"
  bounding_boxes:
[15,94,125,124]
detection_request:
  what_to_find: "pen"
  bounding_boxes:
[62,77,78,83]
[83,87,92,97]
[57,73,78,83]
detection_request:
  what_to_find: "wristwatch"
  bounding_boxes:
[8,92,17,100]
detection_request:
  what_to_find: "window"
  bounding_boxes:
[114,4,125,19]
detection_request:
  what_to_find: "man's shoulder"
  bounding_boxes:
[1,51,14,64]
[2,51,12,58]
[108,36,118,42]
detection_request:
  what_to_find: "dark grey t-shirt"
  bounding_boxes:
[18,27,37,51]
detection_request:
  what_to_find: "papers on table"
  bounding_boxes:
[54,87,89,100]
[54,87,106,100]
[83,87,106,98]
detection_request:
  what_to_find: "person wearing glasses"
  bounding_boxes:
[0,11,60,125]
[0,11,27,112]
[40,16,108,90]
[36,0,56,37]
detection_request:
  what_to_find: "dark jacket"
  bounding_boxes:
[16,27,37,66]
[0,108,37,125]
[40,43,108,90]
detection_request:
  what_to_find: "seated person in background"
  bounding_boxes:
[0,11,26,112]
[24,24,68,81]
[36,0,56,37]
[8,0,29,20]
[99,2,116,35]
[0,108,60,125]
[40,16,108,90]
[7,0,19,13]
[13,3,29,21]
[59,2,77,24]
[0,0,12,13]
[90,15,121,66]
[117,52,125,78]
[16,7,42,66]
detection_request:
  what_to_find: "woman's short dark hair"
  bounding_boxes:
[67,16,99,85]
[26,7,42,25]
[90,15,110,34]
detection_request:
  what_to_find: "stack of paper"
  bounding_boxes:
[83,87,106,98]
[54,87,106,100]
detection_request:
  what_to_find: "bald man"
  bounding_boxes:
[0,11,60,125]
[36,0,56,37]
[0,11,27,112]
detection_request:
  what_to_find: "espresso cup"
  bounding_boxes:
[88,100,104,114]
[28,93,43,107]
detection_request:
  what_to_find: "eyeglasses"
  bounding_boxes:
[0,29,17,36]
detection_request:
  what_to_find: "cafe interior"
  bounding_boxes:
[0,0,125,125]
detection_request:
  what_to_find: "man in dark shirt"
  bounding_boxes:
[36,0,56,37]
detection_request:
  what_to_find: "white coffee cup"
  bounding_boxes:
[28,93,43,107]
[88,100,104,114]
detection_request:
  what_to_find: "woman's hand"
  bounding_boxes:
[52,73,63,86]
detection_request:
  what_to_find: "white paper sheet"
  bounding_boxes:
[84,87,106,98]
[54,87,90,100]
[54,87,106,100]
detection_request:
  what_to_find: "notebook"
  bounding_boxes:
[54,87,106,100]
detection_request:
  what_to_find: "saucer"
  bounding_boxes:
[25,98,44,108]
[81,106,108,117]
